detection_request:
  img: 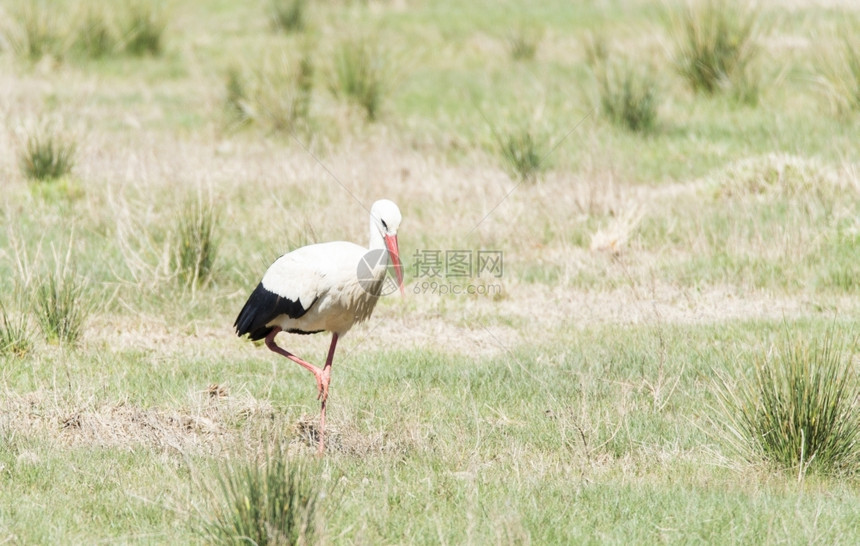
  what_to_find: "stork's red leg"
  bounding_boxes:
[317,333,339,455]
[265,328,340,455]
[318,333,339,401]
[264,327,326,397]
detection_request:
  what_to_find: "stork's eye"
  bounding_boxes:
[381,219,388,230]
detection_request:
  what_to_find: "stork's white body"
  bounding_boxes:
[260,241,386,336]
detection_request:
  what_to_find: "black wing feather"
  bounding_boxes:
[234,282,314,341]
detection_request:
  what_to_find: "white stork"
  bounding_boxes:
[234,199,404,454]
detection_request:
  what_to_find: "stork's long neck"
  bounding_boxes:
[368,217,386,252]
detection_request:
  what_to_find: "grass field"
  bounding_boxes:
[1,0,860,543]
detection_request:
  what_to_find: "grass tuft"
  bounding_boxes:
[507,26,541,61]
[294,54,314,124]
[822,264,860,292]
[496,128,547,184]
[333,38,387,121]
[269,0,308,33]
[225,52,314,132]
[74,9,116,59]
[174,198,219,288]
[714,329,860,477]
[814,32,860,117]
[671,0,762,100]
[584,34,659,133]
[224,65,250,122]
[6,1,170,61]
[600,64,659,132]
[11,1,67,62]
[121,2,166,56]
[202,456,324,545]
[34,263,89,346]
[0,299,32,358]
[20,131,76,182]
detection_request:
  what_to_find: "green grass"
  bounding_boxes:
[3,323,860,543]
[506,26,542,61]
[33,264,90,346]
[4,1,170,62]
[0,300,31,358]
[120,2,166,56]
[268,0,308,34]
[174,198,220,288]
[816,227,860,292]
[224,51,314,132]
[332,37,387,121]
[74,10,117,59]
[496,127,548,183]
[634,154,860,293]
[19,131,76,182]
[10,0,67,62]
[202,453,325,544]
[1,0,860,543]
[815,31,860,116]
[224,65,250,122]
[671,0,763,101]
[586,41,660,132]
[714,329,860,477]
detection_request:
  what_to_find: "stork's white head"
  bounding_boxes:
[369,199,404,296]
[370,199,402,236]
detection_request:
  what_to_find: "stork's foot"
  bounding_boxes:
[316,368,331,402]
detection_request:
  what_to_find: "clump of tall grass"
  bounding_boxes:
[34,262,90,346]
[0,300,32,358]
[20,131,76,182]
[507,26,542,61]
[121,2,166,56]
[333,38,387,121]
[173,199,219,288]
[74,9,117,59]
[821,261,860,293]
[584,34,660,133]
[224,65,250,122]
[282,53,314,129]
[202,456,325,545]
[7,1,68,62]
[713,330,860,477]
[5,1,167,61]
[224,52,314,132]
[670,0,763,102]
[269,0,308,33]
[496,128,548,184]
[814,33,860,117]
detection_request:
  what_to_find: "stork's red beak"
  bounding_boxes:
[384,234,404,296]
